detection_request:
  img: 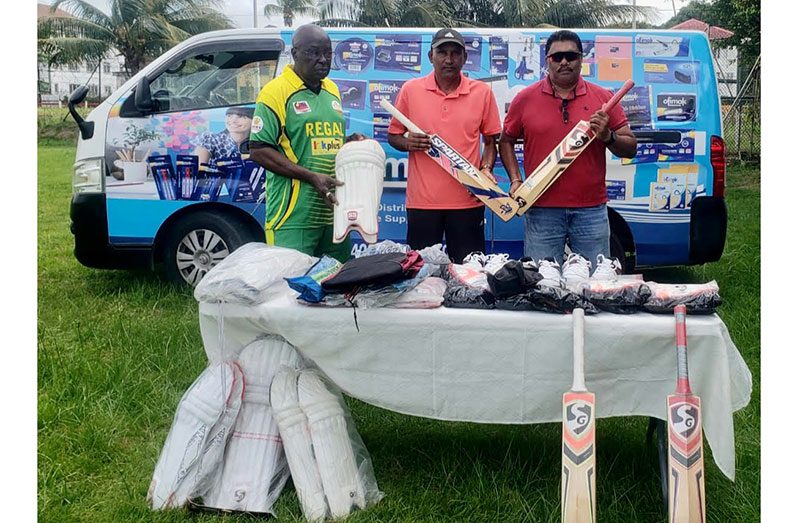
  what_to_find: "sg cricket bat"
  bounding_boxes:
[667,304,706,523]
[379,98,519,221]
[561,308,596,523]
[513,79,636,215]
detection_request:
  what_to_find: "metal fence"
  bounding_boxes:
[721,57,760,162]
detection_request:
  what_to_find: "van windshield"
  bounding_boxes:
[149,50,278,113]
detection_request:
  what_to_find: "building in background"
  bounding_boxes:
[37,3,127,104]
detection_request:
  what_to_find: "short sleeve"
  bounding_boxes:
[502,92,526,140]
[608,98,630,131]
[386,86,409,135]
[250,85,283,146]
[480,88,502,136]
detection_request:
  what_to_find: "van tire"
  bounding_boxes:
[163,211,251,286]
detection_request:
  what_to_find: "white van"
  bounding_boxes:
[68,27,727,285]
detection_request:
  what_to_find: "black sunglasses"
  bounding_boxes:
[548,51,581,63]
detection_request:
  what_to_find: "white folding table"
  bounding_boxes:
[199,295,752,483]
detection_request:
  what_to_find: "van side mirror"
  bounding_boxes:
[68,85,89,106]
[67,86,94,140]
[134,77,154,113]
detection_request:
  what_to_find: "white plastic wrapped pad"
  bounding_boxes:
[272,368,328,522]
[201,336,303,514]
[297,371,366,519]
[390,276,447,309]
[194,242,317,305]
[148,361,244,509]
[333,139,386,244]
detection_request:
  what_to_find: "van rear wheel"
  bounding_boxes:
[163,212,250,286]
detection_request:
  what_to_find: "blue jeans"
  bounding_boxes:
[523,204,610,273]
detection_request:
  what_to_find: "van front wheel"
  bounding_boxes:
[163,212,249,286]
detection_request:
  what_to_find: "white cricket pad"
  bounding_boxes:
[333,139,386,244]
[201,335,302,514]
[272,367,329,522]
[148,361,244,509]
[297,371,366,519]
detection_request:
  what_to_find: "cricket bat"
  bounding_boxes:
[667,304,706,523]
[561,308,596,523]
[379,98,519,221]
[513,79,635,215]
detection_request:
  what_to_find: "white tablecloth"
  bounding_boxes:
[198,296,752,481]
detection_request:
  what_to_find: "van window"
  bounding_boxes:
[148,50,278,113]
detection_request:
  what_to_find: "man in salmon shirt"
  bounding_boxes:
[499,30,637,277]
[387,28,502,264]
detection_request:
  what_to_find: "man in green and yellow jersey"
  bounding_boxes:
[250,24,353,261]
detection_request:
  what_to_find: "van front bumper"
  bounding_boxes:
[70,193,153,270]
[688,195,727,264]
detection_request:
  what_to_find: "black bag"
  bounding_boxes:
[487,260,542,298]
[321,252,412,293]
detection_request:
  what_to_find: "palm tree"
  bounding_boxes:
[263,0,318,28]
[37,0,233,77]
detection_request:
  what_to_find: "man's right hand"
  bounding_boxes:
[510,179,523,195]
[405,132,432,152]
[312,173,344,206]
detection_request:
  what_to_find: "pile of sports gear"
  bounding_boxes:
[149,335,383,520]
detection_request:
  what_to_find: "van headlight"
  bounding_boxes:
[72,158,104,194]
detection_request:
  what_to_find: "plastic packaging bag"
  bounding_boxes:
[286,256,344,303]
[527,286,599,314]
[390,276,447,309]
[582,279,652,314]
[199,336,303,515]
[643,280,722,314]
[296,370,383,519]
[194,243,316,305]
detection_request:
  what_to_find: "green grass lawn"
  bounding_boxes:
[38,145,760,522]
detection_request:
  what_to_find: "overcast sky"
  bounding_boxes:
[38,0,692,28]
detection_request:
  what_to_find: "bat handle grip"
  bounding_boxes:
[572,308,586,392]
[379,99,425,135]
[674,304,692,394]
[601,79,635,112]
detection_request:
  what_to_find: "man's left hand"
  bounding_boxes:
[589,110,611,143]
[480,167,497,184]
[345,133,367,143]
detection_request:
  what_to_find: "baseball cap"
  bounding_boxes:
[431,28,465,49]
[226,106,255,118]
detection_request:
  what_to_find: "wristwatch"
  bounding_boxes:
[603,130,617,146]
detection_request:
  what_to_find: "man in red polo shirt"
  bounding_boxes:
[499,30,637,276]
[387,28,502,264]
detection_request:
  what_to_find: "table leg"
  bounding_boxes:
[646,416,669,514]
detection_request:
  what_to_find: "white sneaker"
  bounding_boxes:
[537,258,564,288]
[483,253,510,274]
[592,254,622,280]
[562,253,591,286]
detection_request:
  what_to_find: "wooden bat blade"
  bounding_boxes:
[512,79,635,215]
[667,304,706,523]
[667,394,705,523]
[379,98,519,221]
[562,391,596,523]
[562,309,595,523]
[513,121,595,215]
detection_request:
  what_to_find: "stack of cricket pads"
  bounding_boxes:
[147,333,384,520]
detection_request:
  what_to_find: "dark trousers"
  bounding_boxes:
[406,207,485,264]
